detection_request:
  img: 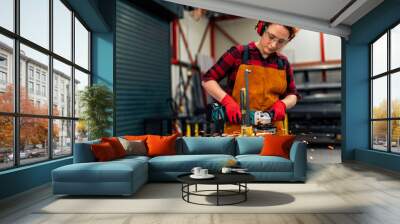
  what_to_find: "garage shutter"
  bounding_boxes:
[115,0,171,136]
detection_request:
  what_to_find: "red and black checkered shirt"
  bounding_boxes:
[202,41,300,100]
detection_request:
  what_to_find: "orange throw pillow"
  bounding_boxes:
[146,134,179,157]
[91,142,117,161]
[124,135,148,141]
[260,135,296,159]
[101,137,127,158]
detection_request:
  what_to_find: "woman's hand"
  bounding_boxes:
[271,100,286,121]
[220,95,242,123]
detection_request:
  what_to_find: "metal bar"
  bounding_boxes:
[0,29,90,75]
[245,183,247,201]
[171,19,178,64]
[319,32,327,82]
[217,184,219,206]
[210,19,215,61]
[292,60,341,69]
[214,23,239,46]
[14,0,20,167]
[388,29,391,153]
[369,45,373,149]
[0,112,79,120]
[176,21,194,65]
[49,0,53,160]
[196,22,210,56]
[213,15,241,22]
[72,9,76,148]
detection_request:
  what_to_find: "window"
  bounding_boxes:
[20,0,49,49]
[0,34,13,113]
[0,55,7,67]
[0,116,13,170]
[29,67,34,80]
[53,0,72,60]
[0,71,6,85]
[0,0,14,32]
[35,84,40,95]
[41,73,46,83]
[74,69,89,118]
[53,59,72,117]
[0,0,91,170]
[35,70,41,81]
[28,81,34,94]
[75,17,89,70]
[53,119,72,158]
[20,117,49,165]
[42,85,46,97]
[371,23,400,154]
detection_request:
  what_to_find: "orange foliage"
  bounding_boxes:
[0,84,59,149]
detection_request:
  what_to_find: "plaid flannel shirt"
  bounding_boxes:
[202,41,300,100]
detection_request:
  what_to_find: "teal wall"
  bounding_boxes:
[343,0,400,171]
[0,158,72,199]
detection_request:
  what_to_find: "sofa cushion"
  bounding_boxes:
[124,135,148,141]
[52,159,147,183]
[178,137,235,155]
[148,154,235,172]
[118,138,147,156]
[101,137,127,158]
[235,137,264,155]
[236,155,293,172]
[260,135,296,159]
[91,142,118,161]
[115,155,150,163]
[147,134,179,157]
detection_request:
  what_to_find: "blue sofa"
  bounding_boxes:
[52,137,307,196]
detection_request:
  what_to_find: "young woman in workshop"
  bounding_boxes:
[201,21,300,135]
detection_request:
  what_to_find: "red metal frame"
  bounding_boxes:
[213,15,241,22]
[196,22,211,56]
[292,60,341,68]
[319,32,327,82]
[214,23,239,46]
[172,20,213,109]
[210,19,216,61]
[177,21,195,65]
[171,19,179,65]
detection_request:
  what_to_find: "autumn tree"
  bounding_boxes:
[0,84,59,151]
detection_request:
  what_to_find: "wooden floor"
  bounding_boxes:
[1,148,400,224]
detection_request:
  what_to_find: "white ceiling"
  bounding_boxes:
[162,0,384,38]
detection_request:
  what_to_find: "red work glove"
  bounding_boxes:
[220,94,242,124]
[271,100,286,121]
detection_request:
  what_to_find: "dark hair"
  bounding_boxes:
[255,21,298,40]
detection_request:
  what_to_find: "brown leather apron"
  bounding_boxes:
[225,62,288,135]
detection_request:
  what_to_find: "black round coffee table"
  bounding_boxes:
[177,173,255,206]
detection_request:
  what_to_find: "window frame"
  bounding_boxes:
[370,20,400,154]
[0,0,92,171]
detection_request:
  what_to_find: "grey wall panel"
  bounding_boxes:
[115,0,171,136]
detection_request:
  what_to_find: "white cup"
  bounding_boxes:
[191,167,202,176]
[221,167,232,174]
[200,169,208,176]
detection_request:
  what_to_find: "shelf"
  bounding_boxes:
[288,104,341,116]
[296,82,341,91]
[293,63,341,72]
[300,93,341,103]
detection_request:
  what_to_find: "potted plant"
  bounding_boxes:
[79,84,113,140]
